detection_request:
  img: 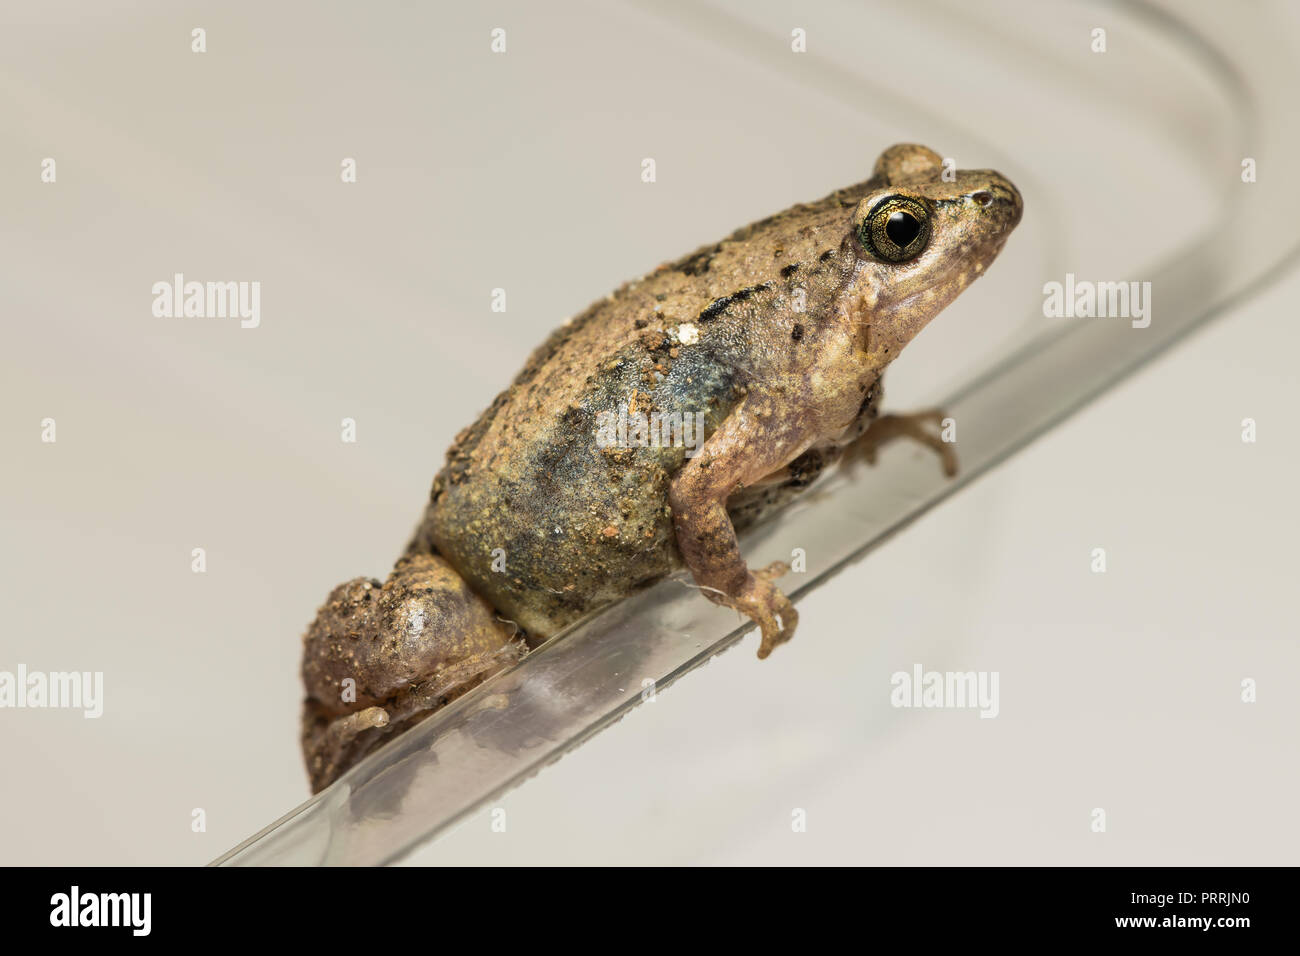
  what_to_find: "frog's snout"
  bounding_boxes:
[982,175,1023,229]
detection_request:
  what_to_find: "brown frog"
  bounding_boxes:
[300,144,1022,791]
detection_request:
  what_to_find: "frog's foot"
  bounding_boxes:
[302,644,522,792]
[318,705,389,763]
[301,702,390,792]
[393,643,524,718]
[727,561,798,660]
[847,408,957,477]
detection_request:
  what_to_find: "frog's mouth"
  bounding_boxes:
[929,175,1022,285]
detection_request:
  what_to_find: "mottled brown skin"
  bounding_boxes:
[300,554,522,792]
[301,145,1022,790]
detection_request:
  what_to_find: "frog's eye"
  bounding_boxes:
[860,196,931,263]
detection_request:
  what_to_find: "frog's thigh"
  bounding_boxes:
[300,553,521,791]
[668,393,806,595]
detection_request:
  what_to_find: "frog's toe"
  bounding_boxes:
[756,595,798,660]
[847,408,959,478]
[301,702,390,793]
[729,574,798,659]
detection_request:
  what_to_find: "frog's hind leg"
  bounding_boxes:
[299,552,525,792]
[845,407,958,477]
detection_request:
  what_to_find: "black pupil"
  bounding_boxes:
[886,210,920,247]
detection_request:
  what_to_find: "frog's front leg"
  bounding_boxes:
[669,390,814,659]
[848,407,958,477]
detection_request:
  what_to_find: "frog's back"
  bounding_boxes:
[410,176,882,637]
[410,293,742,637]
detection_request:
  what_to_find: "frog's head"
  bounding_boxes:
[840,144,1021,368]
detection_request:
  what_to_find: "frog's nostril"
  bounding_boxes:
[972,190,993,207]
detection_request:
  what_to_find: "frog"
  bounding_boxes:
[300,144,1022,792]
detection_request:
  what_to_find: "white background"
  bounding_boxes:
[1,0,1295,865]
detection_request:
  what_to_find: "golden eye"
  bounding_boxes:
[860,195,930,263]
